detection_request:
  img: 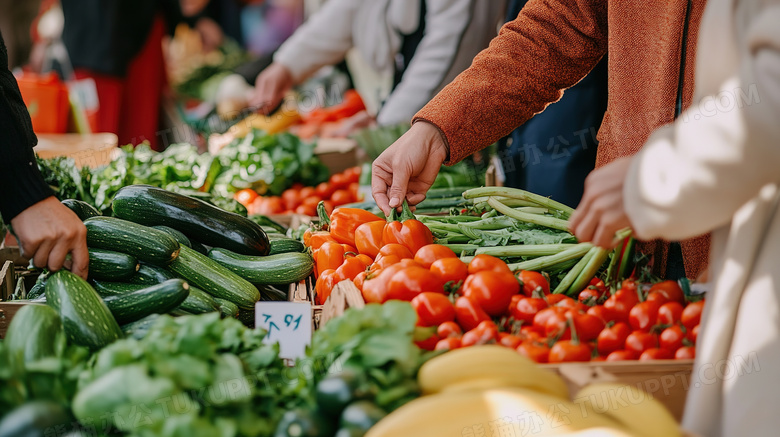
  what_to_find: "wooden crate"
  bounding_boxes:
[542,360,694,422]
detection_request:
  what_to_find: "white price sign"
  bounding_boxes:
[255,302,312,360]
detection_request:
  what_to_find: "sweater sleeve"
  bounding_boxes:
[0,31,53,222]
[377,0,476,126]
[413,0,608,164]
[273,0,358,83]
[624,6,780,241]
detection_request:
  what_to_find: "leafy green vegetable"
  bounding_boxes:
[36,155,93,204]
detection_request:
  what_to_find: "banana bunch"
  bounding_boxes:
[366,346,681,437]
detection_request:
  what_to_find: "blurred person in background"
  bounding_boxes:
[1,30,88,279]
[0,0,42,68]
[30,0,184,149]
[249,0,507,134]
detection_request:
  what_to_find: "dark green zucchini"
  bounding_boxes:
[152,225,191,248]
[213,297,239,318]
[178,286,220,314]
[61,199,101,220]
[91,280,144,296]
[44,270,122,349]
[189,239,210,255]
[120,313,161,340]
[112,185,270,256]
[27,281,46,300]
[168,245,261,309]
[84,216,180,266]
[127,263,175,285]
[207,248,314,285]
[101,279,189,324]
[88,248,139,281]
[268,237,305,255]
[5,304,62,364]
[259,284,290,302]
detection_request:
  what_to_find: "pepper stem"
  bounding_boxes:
[400,200,416,222]
[317,201,331,227]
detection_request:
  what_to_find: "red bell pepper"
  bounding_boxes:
[382,201,434,255]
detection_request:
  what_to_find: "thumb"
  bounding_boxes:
[387,166,411,210]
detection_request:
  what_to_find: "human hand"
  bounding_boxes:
[569,156,634,248]
[322,110,376,138]
[249,62,293,115]
[10,196,89,279]
[371,121,448,216]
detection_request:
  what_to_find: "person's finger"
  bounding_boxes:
[372,159,393,216]
[406,192,426,206]
[18,237,42,261]
[47,239,71,272]
[32,239,53,270]
[387,162,411,210]
[69,234,90,280]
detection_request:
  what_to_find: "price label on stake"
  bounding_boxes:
[255,302,312,360]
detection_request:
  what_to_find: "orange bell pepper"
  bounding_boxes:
[355,221,385,258]
[329,208,384,247]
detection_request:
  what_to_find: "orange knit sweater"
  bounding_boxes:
[414,0,709,278]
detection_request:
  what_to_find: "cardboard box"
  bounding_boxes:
[314,138,360,175]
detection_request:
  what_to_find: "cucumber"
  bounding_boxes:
[88,248,139,281]
[120,314,161,340]
[61,199,101,220]
[0,401,72,437]
[84,216,180,266]
[92,280,144,296]
[112,185,270,256]
[44,270,122,349]
[127,263,175,285]
[152,225,191,248]
[168,245,261,309]
[213,297,239,318]
[207,248,314,286]
[268,237,305,255]
[101,279,189,324]
[5,304,62,364]
[178,286,220,314]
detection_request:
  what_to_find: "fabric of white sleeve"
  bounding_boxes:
[623,6,780,242]
[273,0,359,83]
[377,0,475,126]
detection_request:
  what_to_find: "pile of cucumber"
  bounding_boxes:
[39,185,314,349]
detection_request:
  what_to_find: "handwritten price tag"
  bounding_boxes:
[255,302,312,360]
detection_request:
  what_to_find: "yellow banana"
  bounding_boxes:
[417,345,569,399]
[366,387,626,437]
[574,383,681,437]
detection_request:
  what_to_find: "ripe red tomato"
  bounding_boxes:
[520,325,545,343]
[639,348,674,360]
[299,186,316,200]
[517,342,550,363]
[414,244,457,269]
[415,332,441,351]
[597,322,631,356]
[645,291,670,306]
[499,333,523,349]
[606,350,637,361]
[315,182,334,199]
[604,288,640,323]
[343,167,361,184]
[510,297,548,325]
[387,266,445,301]
[461,320,500,347]
[657,301,684,325]
[329,173,349,190]
[578,288,601,304]
[675,346,696,359]
[462,271,520,316]
[549,340,592,363]
[518,270,550,296]
[553,297,589,313]
[301,196,323,209]
[533,307,567,330]
[412,292,456,327]
[589,277,607,293]
[234,188,258,206]
[377,244,414,260]
[682,300,704,330]
[551,311,604,343]
[430,258,469,287]
[281,188,302,211]
[454,296,491,331]
[545,312,570,341]
[687,324,699,345]
[467,254,512,274]
[628,301,661,332]
[545,294,568,306]
[437,321,463,339]
[625,331,658,355]
[586,305,610,323]
[330,189,353,206]
[361,264,406,303]
[648,280,685,304]
[659,325,685,351]
[295,204,317,216]
[435,337,462,351]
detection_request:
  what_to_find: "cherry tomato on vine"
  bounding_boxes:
[604,288,640,324]
[510,297,548,325]
[533,307,567,330]
[625,331,658,355]
[597,322,631,356]
[659,325,685,351]
[648,280,685,304]
[587,305,610,323]
[549,340,592,363]
[657,301,684,325]
[518,270,550,296]
[629,301,661,332]
[579,288,601,304]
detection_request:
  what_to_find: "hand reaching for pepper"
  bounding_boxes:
[371,121,448,216]
[569,156,634,248]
